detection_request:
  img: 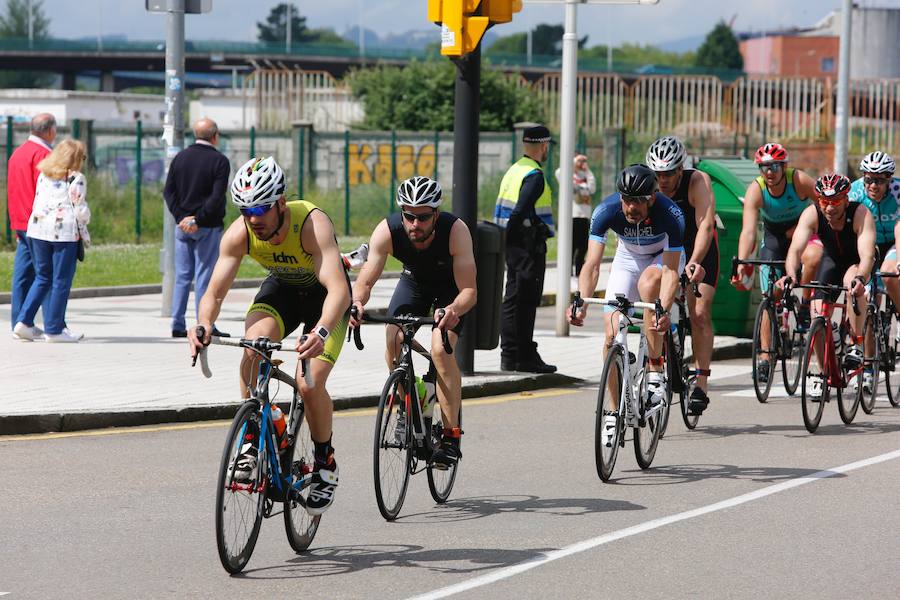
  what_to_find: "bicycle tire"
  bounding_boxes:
[800,318,828,433]
[427,407,461,504]
[373,369,413,521]
[215,401,266,574]
[679,372,700,430]
[837,326,862,425]
[595,345,625,482]
[752,300,777,403]
[283,403,322,553]
[660,329,681,437]
[634,357,665,470]
[886,308,900,407]
[860,311,879,415]
[781,297,804,395]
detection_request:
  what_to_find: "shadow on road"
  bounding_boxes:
[396,494,644,524]
[663,419,900,440]
[612,462,848,486]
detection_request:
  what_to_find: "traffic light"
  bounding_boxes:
[481,0,523,24]
[427,0,489,57]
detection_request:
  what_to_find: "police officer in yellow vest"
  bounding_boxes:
[493,125,557,373]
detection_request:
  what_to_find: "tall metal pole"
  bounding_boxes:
[452,46,481,375]
[834,0,852,173]
[555,0,578,336]
[286,2,292,53]
[161,0,185,317]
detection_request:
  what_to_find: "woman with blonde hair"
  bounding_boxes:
[13,139,90,342]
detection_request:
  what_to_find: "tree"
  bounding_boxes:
[695,21,743,70]
[488,24,586,57]
[348,60,544,131]
[0,0,53,88]
[256,3,354,48]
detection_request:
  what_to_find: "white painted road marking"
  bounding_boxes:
[408,448,900,600]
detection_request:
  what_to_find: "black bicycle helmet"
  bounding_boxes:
[616,164,658,197]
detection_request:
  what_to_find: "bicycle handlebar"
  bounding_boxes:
[792,281,861,316]
[731,256,786,279]
[192,326,313,388]
[877,270,900,279]
[571,291,662,315]
[348,306,453,354]
[680,271,701,298]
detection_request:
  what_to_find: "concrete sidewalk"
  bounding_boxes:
[0,263,750,434]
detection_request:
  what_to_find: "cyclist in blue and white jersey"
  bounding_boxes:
[569,164,685,440]
[849,151,900,295]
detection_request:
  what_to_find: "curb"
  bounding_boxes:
[0,371,581,436]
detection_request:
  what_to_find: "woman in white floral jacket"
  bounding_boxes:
[13,139,90,343]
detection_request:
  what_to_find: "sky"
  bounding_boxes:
[32,0,899,48]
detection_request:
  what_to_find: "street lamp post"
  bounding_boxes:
[834,0,852,173]
[524,0,660,336]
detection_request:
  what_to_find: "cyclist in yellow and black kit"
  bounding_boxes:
[188,156,350,516]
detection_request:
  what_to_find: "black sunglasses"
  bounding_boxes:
[620,194,652,204]
[402,211,436,224]
[758,163,783,173]
[864,176,890,185]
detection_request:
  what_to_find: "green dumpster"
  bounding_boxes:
[696,158,763,338]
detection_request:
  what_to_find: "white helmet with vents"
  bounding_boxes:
[646,136,687,171]
[859,151,895,174]
[396,176,442,208]
[231,157,286,208]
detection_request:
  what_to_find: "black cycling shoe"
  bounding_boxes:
[305,458,339,516]
[431,438,461,470]
[688,386,710,416]
[756,360,770,384]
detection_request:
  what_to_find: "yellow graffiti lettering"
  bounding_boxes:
[348,144,373,186]
[416,144,436,177]
[373,143,392,186]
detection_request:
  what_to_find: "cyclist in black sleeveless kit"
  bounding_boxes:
[777,173,876,397]
[646,136,718,415]
[351,176,477,468]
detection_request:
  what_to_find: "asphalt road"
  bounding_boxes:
[3,356,900,599]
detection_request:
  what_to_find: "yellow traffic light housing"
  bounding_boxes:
[429,0,489,57]
[482,0,523,24]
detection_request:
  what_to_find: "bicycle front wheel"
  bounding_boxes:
[284,403,322,553]
[215,402,266,574]
[679,372,700,430]
[595,346,625,482]
[373,370,413,521]
[800,318,829,433]
[860,311,880,415]
[752,300,777,403]
[634,361,666,470]
[427,407,461,504]
[781,298,804,395]
[886,308,900,407]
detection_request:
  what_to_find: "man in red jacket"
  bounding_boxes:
[8,113,56,335]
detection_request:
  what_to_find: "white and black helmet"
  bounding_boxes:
[231,156,286,208]
[859,150,895,174]
[646,136,686,171]
[397,175,442,208]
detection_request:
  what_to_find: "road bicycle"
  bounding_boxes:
[349,307,460,521]
[860,270,900,412]
[792,282,863,433]
[571,292,670,482]
[194,329,320,574]
[732,257,806,403]
[665,272,703,432]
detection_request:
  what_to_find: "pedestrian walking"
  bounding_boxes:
[493,124,557,373]
[163,118,231,338]
[13,139,89,343]
[556,153,596,276]
[7,112,56,334]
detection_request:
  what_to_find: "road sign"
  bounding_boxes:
[146,0,212,13]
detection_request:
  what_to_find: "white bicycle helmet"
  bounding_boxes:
[646,136,686,171]
[396,176,442,208]
[231,157,286,208]
[859,150,895,174]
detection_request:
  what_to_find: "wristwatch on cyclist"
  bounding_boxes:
[853,275,866,287]
[313,325,330,342]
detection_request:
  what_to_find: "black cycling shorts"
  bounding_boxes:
[813,253,858,301]
[387,273,464,335]
[686,236,720,288]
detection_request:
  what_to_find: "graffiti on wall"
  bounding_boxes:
[347,142,436,187]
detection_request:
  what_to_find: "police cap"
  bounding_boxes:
[523,125,551,143]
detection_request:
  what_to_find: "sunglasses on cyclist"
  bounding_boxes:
[817,195,846,206]
[402,211,436,224]
[864,176,890,185]
[620,194,652,204]
[239,203,276,218]
[758,163,783,173]
[654,168,680,178]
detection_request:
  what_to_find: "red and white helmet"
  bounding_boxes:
[754,142,789,164]
[814,173,851,199]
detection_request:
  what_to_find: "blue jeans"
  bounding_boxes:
[16,238,78,335]
[171,226,223,331]
[10,231,50,330]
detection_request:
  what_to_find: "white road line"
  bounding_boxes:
[408,448,900,600]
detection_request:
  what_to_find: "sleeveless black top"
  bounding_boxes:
[670,169,698,249]
[388,211,458,287]
[816,201,861,265]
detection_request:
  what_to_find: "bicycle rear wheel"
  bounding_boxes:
[660,329,682,437]
[373,370,413,521]
[634,359,665,470]
[800,319,829,433]
[284,402,321,553]
[752,301,777,403]
[886,308,900,407]
[215,402,266,574]
[679,372,700,430]
[427,407,461,503]
[595,346,625,482]
[860,311,880,415]
[781,298,804,395]
[837,330,862,424]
